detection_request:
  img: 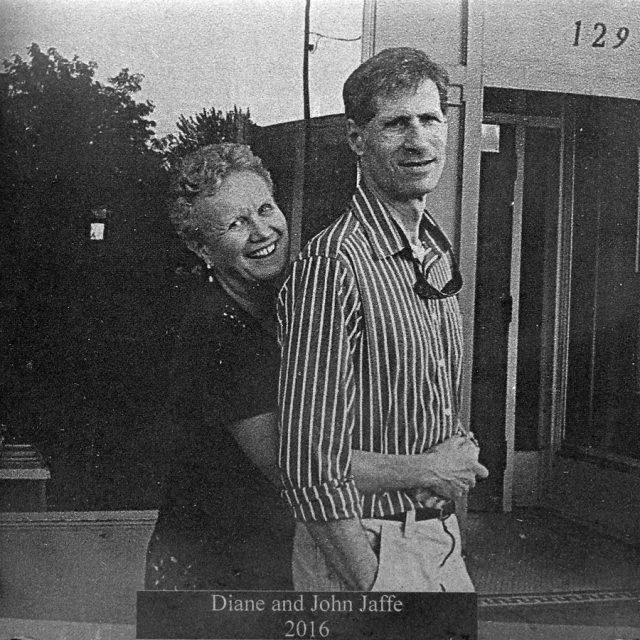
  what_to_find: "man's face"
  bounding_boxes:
[348,79,448,204]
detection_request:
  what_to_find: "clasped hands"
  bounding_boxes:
[413,433,489,506]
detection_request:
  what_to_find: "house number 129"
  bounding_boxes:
[573,20,630,48]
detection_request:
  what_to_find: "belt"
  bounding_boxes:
[378,502,455,522]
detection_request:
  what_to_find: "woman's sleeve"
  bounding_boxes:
[164,306,278,446]
[201,318,279,426]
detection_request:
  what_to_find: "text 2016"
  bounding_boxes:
[284,619,330,638]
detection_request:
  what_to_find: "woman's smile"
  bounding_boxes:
[247,241,278,259]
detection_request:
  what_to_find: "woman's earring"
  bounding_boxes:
[206,263,214,283]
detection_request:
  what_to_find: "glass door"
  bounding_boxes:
[563,96,640,462]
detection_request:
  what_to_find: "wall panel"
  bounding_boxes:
[483,0,640,99]
[373,0,468,67]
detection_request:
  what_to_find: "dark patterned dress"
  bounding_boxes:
[145,278,293,590]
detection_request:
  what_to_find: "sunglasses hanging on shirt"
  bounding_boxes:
[406,215,463,300]
[411,254,463,300]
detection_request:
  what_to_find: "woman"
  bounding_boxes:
[145,143,472,590]
[145,144,292,590]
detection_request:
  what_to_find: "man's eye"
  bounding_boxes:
[258,203,274,215]
[421,115,445,127]
[228,218,246,230]
[384,118,406,130]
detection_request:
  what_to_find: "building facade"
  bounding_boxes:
[356,0,639,539]
[256,0,640,542]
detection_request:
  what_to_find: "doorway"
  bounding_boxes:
[471,89,640,528]
[564,96,640,460]
[470,89,563,511]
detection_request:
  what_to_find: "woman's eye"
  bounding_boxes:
[258,203,274,215]
[228,218,246,230]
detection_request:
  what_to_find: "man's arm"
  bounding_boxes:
[352,435,488,500]
[277,255,362,521]
[278,254,374,587]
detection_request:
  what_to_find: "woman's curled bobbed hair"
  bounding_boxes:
[169,143,273,250]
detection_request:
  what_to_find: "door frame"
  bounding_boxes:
[547,97,576,463]
[482,109,566,511]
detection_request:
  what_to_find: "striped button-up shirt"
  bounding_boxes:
[277,183,464,522]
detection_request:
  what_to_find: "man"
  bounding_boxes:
[277,48,488,592]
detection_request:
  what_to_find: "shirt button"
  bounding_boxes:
[444,407,452,416]
[438,359,446,367]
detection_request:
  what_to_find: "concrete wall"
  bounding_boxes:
[0,511,156,624]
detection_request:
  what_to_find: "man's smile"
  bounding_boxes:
[399,158,436,169]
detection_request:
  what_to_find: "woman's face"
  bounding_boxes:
[195,170,289,288]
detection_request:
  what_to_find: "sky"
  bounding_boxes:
[0,0,364,137]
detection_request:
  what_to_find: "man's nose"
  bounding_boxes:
[403,120,431,149]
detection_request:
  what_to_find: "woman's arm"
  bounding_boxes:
[228,412,423,491]
[227,412,486,499]
[227,412,281,485]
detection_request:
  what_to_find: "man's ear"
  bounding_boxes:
[347,119,365,157]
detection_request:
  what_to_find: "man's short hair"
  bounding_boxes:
[343,47,450,126]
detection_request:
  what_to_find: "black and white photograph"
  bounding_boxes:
[1,1,639,639]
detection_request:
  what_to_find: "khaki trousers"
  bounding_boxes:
[292,514,475,592]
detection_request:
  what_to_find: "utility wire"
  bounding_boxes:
[309,31,362,42]
[308,31,362,53]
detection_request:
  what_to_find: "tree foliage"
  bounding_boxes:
[0,43,163,283]
[0,43,169,429]
[0,43,262,506]
[153,105,253,169]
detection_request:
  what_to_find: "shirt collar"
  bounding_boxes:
[351,182,450,260]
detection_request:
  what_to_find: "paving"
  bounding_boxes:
[467,508,640,638]
[2,507,639,639]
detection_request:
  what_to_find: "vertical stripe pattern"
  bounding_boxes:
[277,184,464,522]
